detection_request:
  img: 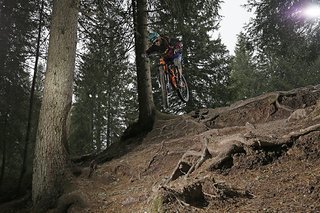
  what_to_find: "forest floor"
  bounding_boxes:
[66,85,320,213]
[3,85,320,212]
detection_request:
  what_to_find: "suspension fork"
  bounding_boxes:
[159,57,167,72]
[159,58,177,88]
[158,58,167,89]
[168,65,177,88]
[159,57,168,83]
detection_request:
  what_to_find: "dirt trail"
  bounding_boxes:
[67,85,320,212]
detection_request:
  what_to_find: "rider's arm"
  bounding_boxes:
[146,44,160,56]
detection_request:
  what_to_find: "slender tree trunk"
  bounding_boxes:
[106,95,111,147]
[0,140,6,191]
[0,114,8,190]
[18,0,45,193]
[133,0,155,129]
[96,101,102,152]
[32,0,79,210]
[106,53,112,147]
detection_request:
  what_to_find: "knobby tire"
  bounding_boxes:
[176,73,189,103]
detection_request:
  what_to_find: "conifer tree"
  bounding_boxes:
[132,0,156,132]
[246,0,320,91]
[70,0,137,155]
[0,0,38,195]
[32,0,79,209]
[229,32,263,101]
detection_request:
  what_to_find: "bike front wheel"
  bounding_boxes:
[176,74,189,103]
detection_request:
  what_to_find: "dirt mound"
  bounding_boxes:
[61,85,320,212]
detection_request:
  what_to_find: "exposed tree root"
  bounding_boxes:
[185,139,212,177]
[49,191,88,213]
[160,182,207,208]
[169,120,320,180]
[203,179,254,200]
[168,141,208,181]
[274,95,294,113]
[158,175,253,210]
[284,123,320,140]
[200,88,320,129]
[207,140,246,171]
[144,141,165,173]
[88,160,97,178]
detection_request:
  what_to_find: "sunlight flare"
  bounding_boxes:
[303,5,320,18]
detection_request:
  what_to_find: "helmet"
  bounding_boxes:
[148,32,159,43]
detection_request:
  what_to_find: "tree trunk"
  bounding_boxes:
[107,89,111,147]
[95,101,102,152]
[133,0,155,131]
[32,0,79,210]
[0,114,8,190]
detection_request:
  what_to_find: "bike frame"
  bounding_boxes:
[157,55,189,108]
[159,57,178,89]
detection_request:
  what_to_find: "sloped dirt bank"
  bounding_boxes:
[148,85,320,212]
[30,85,320,213]
[62,85,320,213]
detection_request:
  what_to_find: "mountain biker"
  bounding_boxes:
[145,32,183,79]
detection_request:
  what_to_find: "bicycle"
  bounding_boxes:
[158,56,189,108]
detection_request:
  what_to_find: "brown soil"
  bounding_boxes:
[61,85,320,212]
[6,85,320,213]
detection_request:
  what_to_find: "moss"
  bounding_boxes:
[150,195,165,213]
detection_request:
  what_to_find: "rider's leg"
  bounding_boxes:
[173,54,182,76]
[173,54,184,87]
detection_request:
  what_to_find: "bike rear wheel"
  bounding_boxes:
[159,68,169,108]
[176,74,189,103]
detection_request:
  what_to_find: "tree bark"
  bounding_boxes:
[32,0,79,210]
[133,0,155,131]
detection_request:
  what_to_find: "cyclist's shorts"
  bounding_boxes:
[173,52,182,61]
